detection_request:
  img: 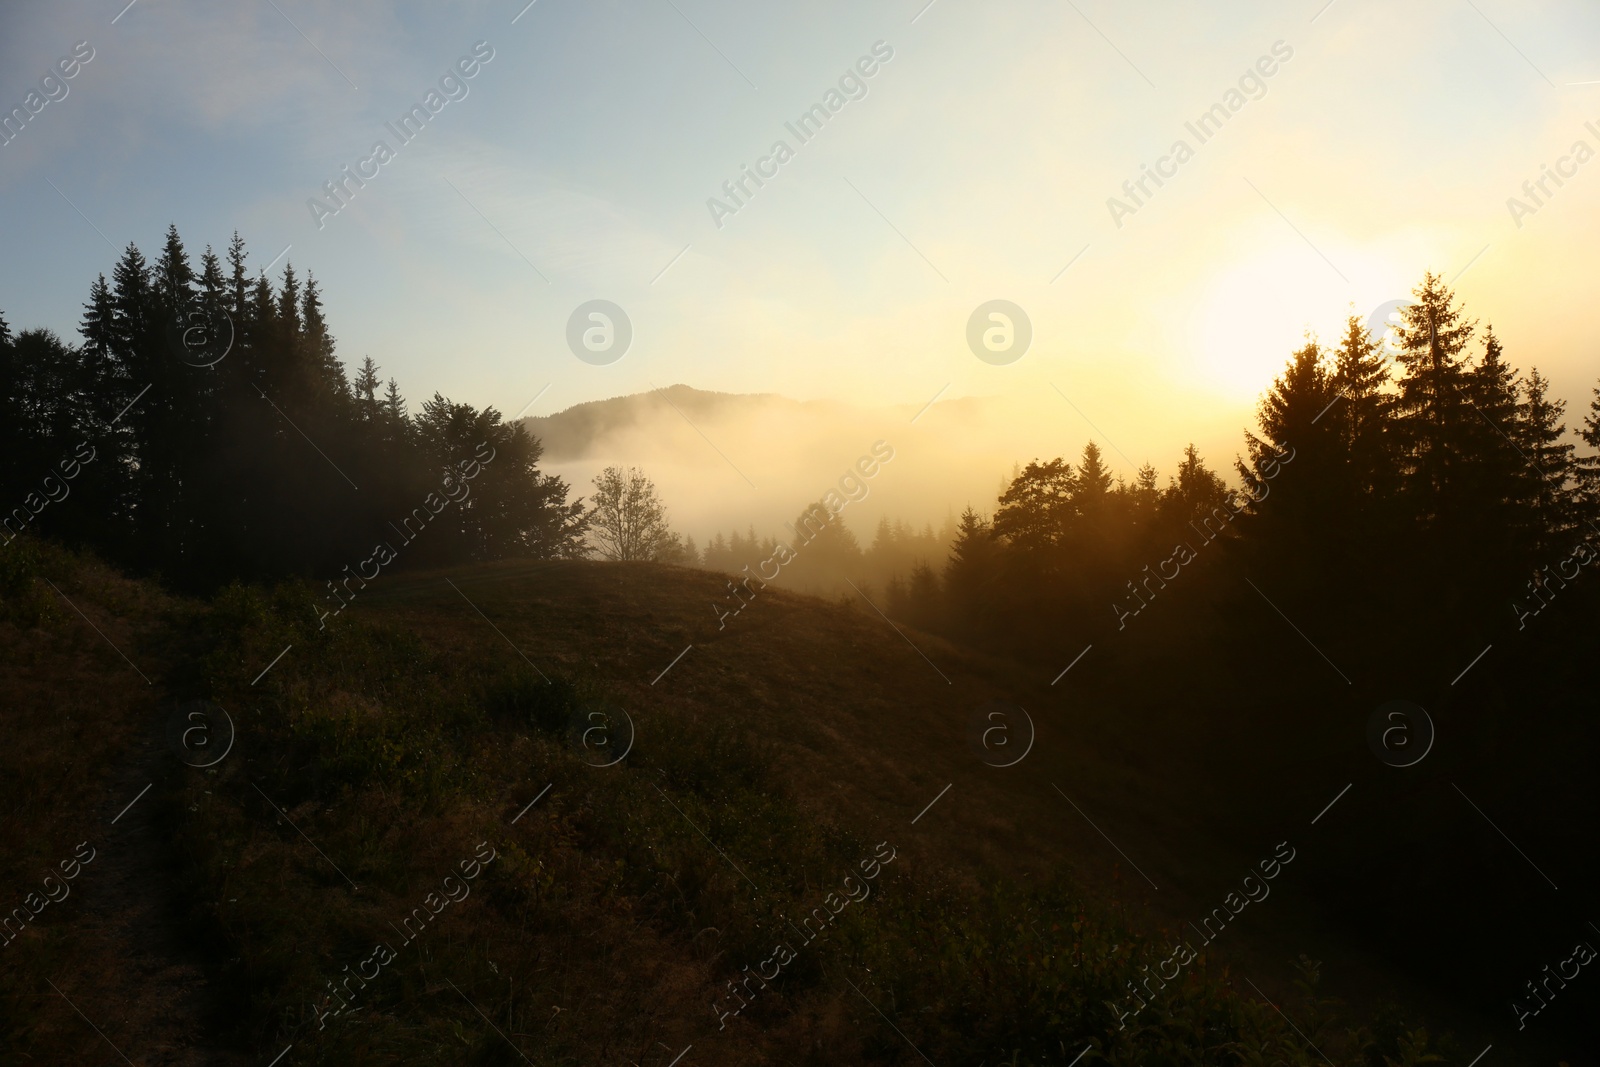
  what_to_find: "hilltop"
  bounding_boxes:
[0,542,1511,1064]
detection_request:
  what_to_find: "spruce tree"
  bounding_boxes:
[109,242,151,362]
[302,273,348,404]
[1391,272,1477,526]
[944,506,999,637]
[1330,312,1396,508]
[353,357,382,420]
[1076,441,1114,516]
[1161,444,1230,534]
[1576,378,1600,530]
[1512,368,1579,555]
[1457,326,1529,571]
[154,223,195,308]
[225,231,249,321]
[381,378,410,451]
[78,274,115,362]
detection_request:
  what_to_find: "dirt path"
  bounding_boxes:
[71,711,252,1066]
[10,567,252,1066]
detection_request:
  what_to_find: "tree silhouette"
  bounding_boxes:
[2,226,585,586]
[588,466,676,561]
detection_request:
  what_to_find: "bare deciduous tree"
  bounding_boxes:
[588,466,681,561]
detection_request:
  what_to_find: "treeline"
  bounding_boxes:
[693,513,957,604]
[685,273,1600,673]
[0,226,587,589]
[680,273,1600,1035]
[928,272,1600,663]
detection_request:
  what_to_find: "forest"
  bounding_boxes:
[6,232,1600,1054]
[695,273,1600,672]
[12,227,1595,651]
[0,226,589,592]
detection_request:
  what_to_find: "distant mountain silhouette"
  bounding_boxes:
[516,384,987,461]
[517,386,782,460]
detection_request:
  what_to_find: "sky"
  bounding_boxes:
[3,0,1599,535]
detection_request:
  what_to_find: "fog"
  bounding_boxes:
[520,384,1191,548]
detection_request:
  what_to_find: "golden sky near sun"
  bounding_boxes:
[5,0,1599,511]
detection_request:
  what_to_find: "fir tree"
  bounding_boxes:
[1076,441,1114,518]
[1458,325,1529,569]
[78,274,115,361]
[1576,378,1600,528]
[225,231,249,321]
[383,378,407,423]
[109,242,151,362]
[1238,341,1339,543]
[1512,368,1579,554]
[302,272,348,403]
[353,357,382,420]
[1329,312,1396,507]
[944,506,999,636]
[154,223,195,309]
[1162,444,1230,532]
[1391,272,1477,524]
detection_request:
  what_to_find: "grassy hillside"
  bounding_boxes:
[0,542,1492,1065]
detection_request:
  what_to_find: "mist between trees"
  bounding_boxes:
[667,271,1600,672]
[6,233,1599,667]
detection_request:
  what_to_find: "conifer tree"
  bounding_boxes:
[1512,368,1579,555]
[1329,312,1396,508]
[1576,378,1600,529]
[16,226,591,581]
[944,506,999,637]
[1391,272,1477,525]
[1238,341,1338,548]
[353,357,382,420]
[154,223,195,308]
[1161,444,1230,533]
[1128,464,1160,517]
[0,311,14,503]
[109,242,151,364]
[197,246,225,308]
[225,231,249,321]
[1457,326,1530,570]
[78,274,115,362]
[907,560,941,630]
[1076,442,1114,504]
[302,272,348,404]
[383,378,407,423]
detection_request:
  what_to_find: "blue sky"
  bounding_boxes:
[3,0,1599,491]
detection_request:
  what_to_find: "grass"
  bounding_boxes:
[0,546,1476,1065]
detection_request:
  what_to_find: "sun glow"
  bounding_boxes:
[1188,250,1343,398]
